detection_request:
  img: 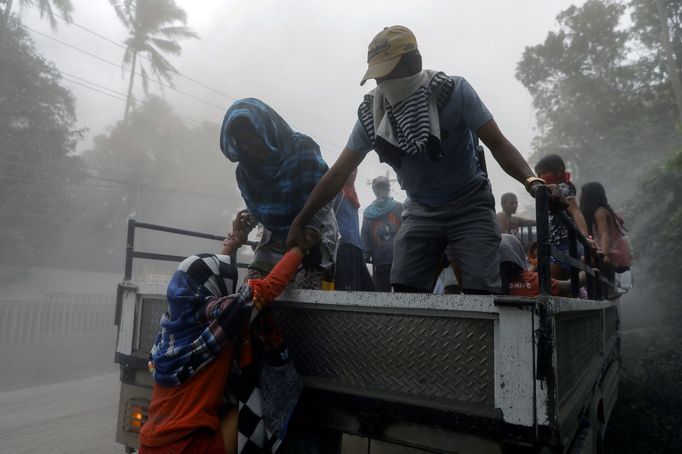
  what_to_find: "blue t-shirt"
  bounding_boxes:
[346,76,493,207]
[334,195,363,249]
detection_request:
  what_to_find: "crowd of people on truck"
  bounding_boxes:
[138,25,633,454]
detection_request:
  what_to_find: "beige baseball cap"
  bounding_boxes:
[360,25,418,86]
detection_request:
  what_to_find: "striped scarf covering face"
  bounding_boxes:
[358,70,454,167]
[149,253,260,387]
[220,98,329,233]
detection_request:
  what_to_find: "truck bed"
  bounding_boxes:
[114,285,619,453]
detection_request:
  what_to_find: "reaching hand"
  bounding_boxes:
[292,228,320,255]
[286,216,304,250]
[546,184,568,212]
[529,183,568,212]
[232,210,257,239]
[233,209,257,232]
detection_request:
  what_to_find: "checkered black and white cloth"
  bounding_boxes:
[231,309,303,454]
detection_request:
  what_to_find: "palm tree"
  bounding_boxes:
[2,0,73,29]
[108,0,198,122]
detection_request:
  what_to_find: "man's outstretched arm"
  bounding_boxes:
[286,147,365,248]
[477,119,565,209]
[515,216,537,227]
[476,119,536,185]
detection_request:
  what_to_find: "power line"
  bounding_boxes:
[22,18,376,162]
[60,72,204,126]
[0,172,230,201]
[60,75,203,127]
[25,26,226,113]
[25,24,363,161]
[22,15,391,175]
[0,174,123,190]
[24,0,238,102]
[0,211,95,219]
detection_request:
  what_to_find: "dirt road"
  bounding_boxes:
[0,373,121,454]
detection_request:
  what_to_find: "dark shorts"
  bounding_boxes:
[335,243,375,291]
[390,181,501,293]
[372,264,392,292]
[550,237,585,271]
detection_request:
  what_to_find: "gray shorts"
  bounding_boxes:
[390,181,501,293]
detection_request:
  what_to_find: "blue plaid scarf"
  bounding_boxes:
[149,253,302,452]
[220,98,329,233]
[149,253,247,387]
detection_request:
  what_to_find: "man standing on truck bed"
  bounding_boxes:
[496,192,536,236]
[287,25,558,293]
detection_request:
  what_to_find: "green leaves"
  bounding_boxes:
[0,19,83,269]
[13,0,74,30]
[516,0,682,207]
[518,0,682,321]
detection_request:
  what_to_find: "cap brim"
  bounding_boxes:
[360,55,402,86]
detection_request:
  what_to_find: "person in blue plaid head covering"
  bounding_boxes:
[220,98,337,288]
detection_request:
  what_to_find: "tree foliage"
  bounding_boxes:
[630,0,682,87]
[2,0,74,30]
[72,96,242,269]
[518,0,682,320]
[0,18,83,271]
[628,145,682,323]
[516,0,682,206]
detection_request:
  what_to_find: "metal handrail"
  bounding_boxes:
[124,218,256,280]
[534,186,617,299]
[115,217,255,325]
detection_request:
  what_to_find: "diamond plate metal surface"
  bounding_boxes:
[136,297,167,357]
[556,311,602,401]
[272,306,495,409]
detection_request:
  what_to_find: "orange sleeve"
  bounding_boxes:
[249,249,303,303]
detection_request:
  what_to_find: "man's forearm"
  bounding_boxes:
[516,217,537,227]
[491,141,535,184]
[296,148,364,224]
[477,120,535,186]
[297,169,346,223]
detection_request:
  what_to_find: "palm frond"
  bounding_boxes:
[157,25,198,40]
[140,64,150,94]
[113,0,197,103]
[149,37,181,55]
[121,43,135,66]
[19,0,58,29]
[52,0,73,21]
[107,0,130,28]
[137,0,187,30]
[146,44,177,77]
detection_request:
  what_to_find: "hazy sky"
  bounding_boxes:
[23,0,587,215]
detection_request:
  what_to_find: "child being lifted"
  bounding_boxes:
[139,211,318,454]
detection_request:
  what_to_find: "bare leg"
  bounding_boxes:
[551,262,570,280]
[220,405,239,454]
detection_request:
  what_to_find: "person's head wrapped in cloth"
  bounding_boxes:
[145,247,305,453]
[219,98,338,288]
[219,98,329,234]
